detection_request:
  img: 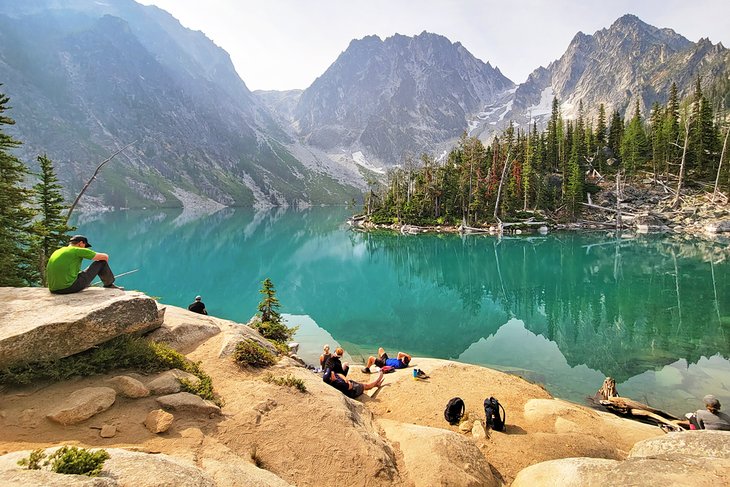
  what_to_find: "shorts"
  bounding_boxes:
[345,381,365,398]
[374,352,389,368]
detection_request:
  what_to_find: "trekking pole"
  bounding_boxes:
[91,268,139,286]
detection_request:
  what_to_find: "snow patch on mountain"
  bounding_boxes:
[528,87,555,119]
[352,151,386,174]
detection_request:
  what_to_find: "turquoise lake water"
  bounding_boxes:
[75,207,730,416]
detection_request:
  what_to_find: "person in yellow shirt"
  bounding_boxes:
[46,235,122,294]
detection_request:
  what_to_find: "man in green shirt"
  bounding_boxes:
[46,235,123,294]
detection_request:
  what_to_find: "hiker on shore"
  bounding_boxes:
[324,347,349,377]
[188,295,208,315]
[324,368,384,398]
[46,235,122,294]
[688,395,730,430]
[362,347,411,373]
[319,344,331,369]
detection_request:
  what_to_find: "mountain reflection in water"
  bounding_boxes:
[76,207,730,415]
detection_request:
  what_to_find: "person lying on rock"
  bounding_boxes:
[46,235,123,294]
[688,394,730,430]
[362,348,411,374]
[324,347,349,377]
[323,368,384,399]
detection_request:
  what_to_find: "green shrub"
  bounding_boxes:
[233,340,277,368]
[19,447,109,477]
[262,373,307,393]
[253,320,298,344]
[0,336,220,405]
[17,448,46,470]
[47,446,109,476]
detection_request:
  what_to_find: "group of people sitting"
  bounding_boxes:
[319,345,412,399]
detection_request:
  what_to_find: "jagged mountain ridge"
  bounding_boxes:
[0,0,362,208]
[287,32,514,166]
[472,14,730,138]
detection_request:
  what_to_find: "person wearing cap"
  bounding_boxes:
[188,295,208,315]
[46,235,122,294]
[693,394,730,430]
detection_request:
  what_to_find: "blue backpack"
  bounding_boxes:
[484,396,506,431]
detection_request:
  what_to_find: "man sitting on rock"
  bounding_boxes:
[46,235,123,294]
[188,295,208,315]
[362,348,411,374]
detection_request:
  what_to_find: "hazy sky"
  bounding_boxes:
[138,0,729,92]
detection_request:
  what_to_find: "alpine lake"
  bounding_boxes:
[74,206,730,416]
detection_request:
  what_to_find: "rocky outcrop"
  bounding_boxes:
[146,306,222,353]
[0,448,216,487]
[378,419,498,487]
[1,288,163,368]
[46,387,117,425]
[512,430,730,486]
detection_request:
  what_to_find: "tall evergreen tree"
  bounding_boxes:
[31,154,76,285]
[607,109,624,163]
[258,278,282,325]
[0,88,35,286]
[620,100,649,174]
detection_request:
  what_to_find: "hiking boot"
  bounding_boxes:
[361,367,371,374]
[104,284,125,291]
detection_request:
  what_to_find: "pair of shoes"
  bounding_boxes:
[415,369,429,379]
[361,367,371,374]
[104,284,125,291]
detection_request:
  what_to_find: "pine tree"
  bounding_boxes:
[257,278,282,325]
[0,88,35,286]
[608,109,624,163]
[663,82,681,176]
[620,100,648,174]
[31,154,76,285]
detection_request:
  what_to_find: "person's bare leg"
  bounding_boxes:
[363,371,384,390]
[378,347,386,358]
[363,356,376,373]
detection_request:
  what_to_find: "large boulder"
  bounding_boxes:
[146,369,200,395]
[0,448,216,487]
[145,305,221,353]
[512,456,730,486]
[629,430,730,460]
[378,419,498,487]
[46,387,117,425]
[0,288,163,368]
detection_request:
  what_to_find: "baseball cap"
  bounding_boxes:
[69,235,92,247]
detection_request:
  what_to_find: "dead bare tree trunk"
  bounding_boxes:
[712,125,729,203]
[615,171,622,231]
[493,150,512,229]
[65,141,137,223]
[671,120,690,209]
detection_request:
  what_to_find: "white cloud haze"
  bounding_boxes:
[138,0,730,91]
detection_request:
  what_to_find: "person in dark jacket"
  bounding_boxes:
[323,368,383,398]
[188,295,208,315]
[324,347,349,377]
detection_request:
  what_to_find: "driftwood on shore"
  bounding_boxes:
[590,377,686,432]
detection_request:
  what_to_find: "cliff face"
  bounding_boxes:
[474,14,730,136]
[0,0,361,208]
[290,32,514,166]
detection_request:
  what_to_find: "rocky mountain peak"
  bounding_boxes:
[291,31,513,166]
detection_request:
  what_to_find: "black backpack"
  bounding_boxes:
[484,396,506,431]
[444,397,465,425]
